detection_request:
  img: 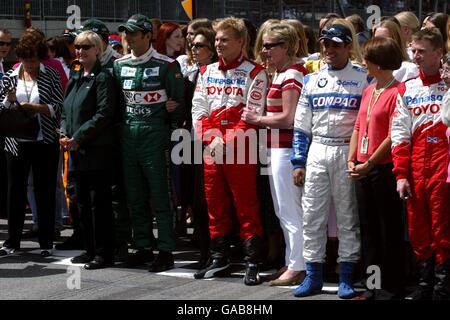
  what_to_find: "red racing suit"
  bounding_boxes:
[192,53,268,242]
[391,72,450,265]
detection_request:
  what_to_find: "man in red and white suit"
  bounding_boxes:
[391,28,450,300]
[191,17,268,285]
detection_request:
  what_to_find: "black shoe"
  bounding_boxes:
[71,253,93,264]
[244,262,261,286]
[114,243,129,262]
[40,249,53,257]
[194,258,230,279]
[84,256,114,270]
[126,249,154,267]
[55,235,83,250]
[149,251,174,272]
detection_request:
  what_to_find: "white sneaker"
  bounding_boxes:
[0,246,17,256]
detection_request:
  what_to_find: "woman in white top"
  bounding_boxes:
[243,23,306,286]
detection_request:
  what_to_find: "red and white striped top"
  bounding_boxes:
[266,63,306,148]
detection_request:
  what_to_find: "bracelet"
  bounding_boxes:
[346,159,356,163]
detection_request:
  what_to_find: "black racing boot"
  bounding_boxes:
[194,236,230,279]
[405,258,435,300]
[148,251,174,272]
[433,260,450,300]
[243,235,263,286]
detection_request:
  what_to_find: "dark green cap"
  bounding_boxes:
[118,14,153,33]
[79,19,109,43]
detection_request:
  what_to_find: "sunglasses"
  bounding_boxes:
[0,41,12,46]
[440,68,450,77]
[74,44,93,50]
[262,42,284,50]
[191,43,209,49]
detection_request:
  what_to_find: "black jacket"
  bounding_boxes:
[61,60,117,171]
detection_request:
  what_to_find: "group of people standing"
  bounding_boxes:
[0,8,449,301]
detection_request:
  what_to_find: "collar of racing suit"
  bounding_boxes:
[418,69,442,86]
[218,52,245,71]
[130,45,155,65]
[326,59,351,71]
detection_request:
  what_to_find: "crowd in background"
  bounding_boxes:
[0,7,449,300]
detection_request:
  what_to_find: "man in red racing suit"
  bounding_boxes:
[391,28,450,300]
[191,17,268,285]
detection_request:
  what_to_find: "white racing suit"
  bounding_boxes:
[291,61,370,263]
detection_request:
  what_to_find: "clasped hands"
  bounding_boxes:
[205,136,229,159]
[59,135,80,152]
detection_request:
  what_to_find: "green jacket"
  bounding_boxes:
[61,60,117,170]
[113,46,184,131]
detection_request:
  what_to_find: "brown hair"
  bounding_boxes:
[193,27,217,63]
[16,27,48,60]
[412,27,444,51]
[427,12,448,51]
[374,20,409,61]
[346,14,366,34]
[363,37,402,71]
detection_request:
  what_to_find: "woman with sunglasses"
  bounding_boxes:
[60,31,117,269]
[243,22,307,287]
[180,27,217,266]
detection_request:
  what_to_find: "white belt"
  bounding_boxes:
[312,136,351,145]
[124,89,168,105]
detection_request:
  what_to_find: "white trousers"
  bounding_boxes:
[268,148,305,271]
[302,142,360,263]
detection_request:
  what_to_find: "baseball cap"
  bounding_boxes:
[319,24,353,44]
[79,19,110,43]
[62,28,77,43]
[118,14,153,33]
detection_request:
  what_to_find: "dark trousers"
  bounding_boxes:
[5,141,59,249]
[74,170,115,260]
[355,162,405,294]
[0,138,7,219]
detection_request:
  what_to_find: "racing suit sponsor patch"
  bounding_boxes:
[121,67,137,77]
[143,67,160,78]
[123,80,133,90]
[126,105,152,116]
[124,90,168,105]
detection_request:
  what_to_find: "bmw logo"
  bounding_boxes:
[318,78,328,88]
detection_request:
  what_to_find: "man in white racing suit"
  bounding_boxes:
[291,23,370,299]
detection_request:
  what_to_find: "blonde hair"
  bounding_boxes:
[447,17,450,53]
[374,20,409,61]
[395,11,420,33]
[281,19,309,58]
[213,17,247,41]
[263,23,299,59]
[254,19,280,64]
[327,18,363,64]
[75,31,104,57]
